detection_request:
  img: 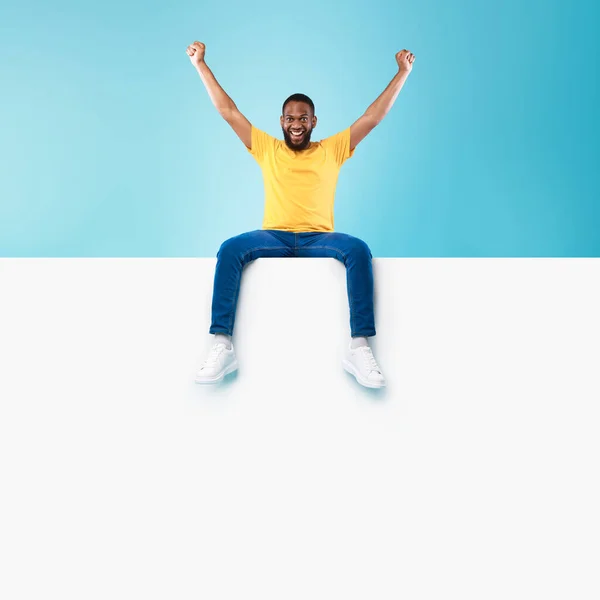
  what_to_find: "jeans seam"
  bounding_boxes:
[347,264,355,336]
[301,245,348,261]
[240,245,291,261]
[227,273,240,335]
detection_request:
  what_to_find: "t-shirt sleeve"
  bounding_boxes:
[320,127,355,166]
[246,125,276,164]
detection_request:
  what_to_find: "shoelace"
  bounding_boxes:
[201,343,227,368]
[358,347,381,373]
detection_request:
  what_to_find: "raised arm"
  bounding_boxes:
[186,41,252,149]
[349,49,416,151]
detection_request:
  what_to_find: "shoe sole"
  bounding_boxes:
[195,360,239,384]
[342,359,386,389]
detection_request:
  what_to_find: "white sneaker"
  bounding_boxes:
[195,343,238,384]
[342,344,386,389]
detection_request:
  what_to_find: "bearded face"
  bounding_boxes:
[281,101,316,151]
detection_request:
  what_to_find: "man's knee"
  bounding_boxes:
[217,231,258,260]
[345,236,373,260]
[217,237,234,259]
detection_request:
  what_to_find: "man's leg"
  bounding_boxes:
[297,232,384,389]
[297,232,376,337]
[210,230,295,336]
[196,230,294,384]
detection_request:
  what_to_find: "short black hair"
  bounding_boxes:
[282,93,315,116]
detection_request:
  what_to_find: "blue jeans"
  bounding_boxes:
[209,230,376,338]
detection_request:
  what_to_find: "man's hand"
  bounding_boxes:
[186,41,206,68]
[396,49,415,74]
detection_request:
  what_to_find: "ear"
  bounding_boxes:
[280,115,284,127]
[312,115,317,128]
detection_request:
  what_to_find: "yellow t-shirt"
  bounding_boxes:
[247,125,355,232]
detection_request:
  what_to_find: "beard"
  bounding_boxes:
[282,126,313,151]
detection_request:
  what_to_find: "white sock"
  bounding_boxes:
[351,336,369,349]
[214,333,232,349]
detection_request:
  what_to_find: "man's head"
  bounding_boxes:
[281,93,317,151]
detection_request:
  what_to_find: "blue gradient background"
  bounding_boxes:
[1,0,598,257]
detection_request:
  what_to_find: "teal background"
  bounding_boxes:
[1,0,598,257]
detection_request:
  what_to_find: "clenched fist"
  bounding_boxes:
[396,49,415,74]
[186,41,206,67]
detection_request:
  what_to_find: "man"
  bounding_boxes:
[187,41,415,388]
